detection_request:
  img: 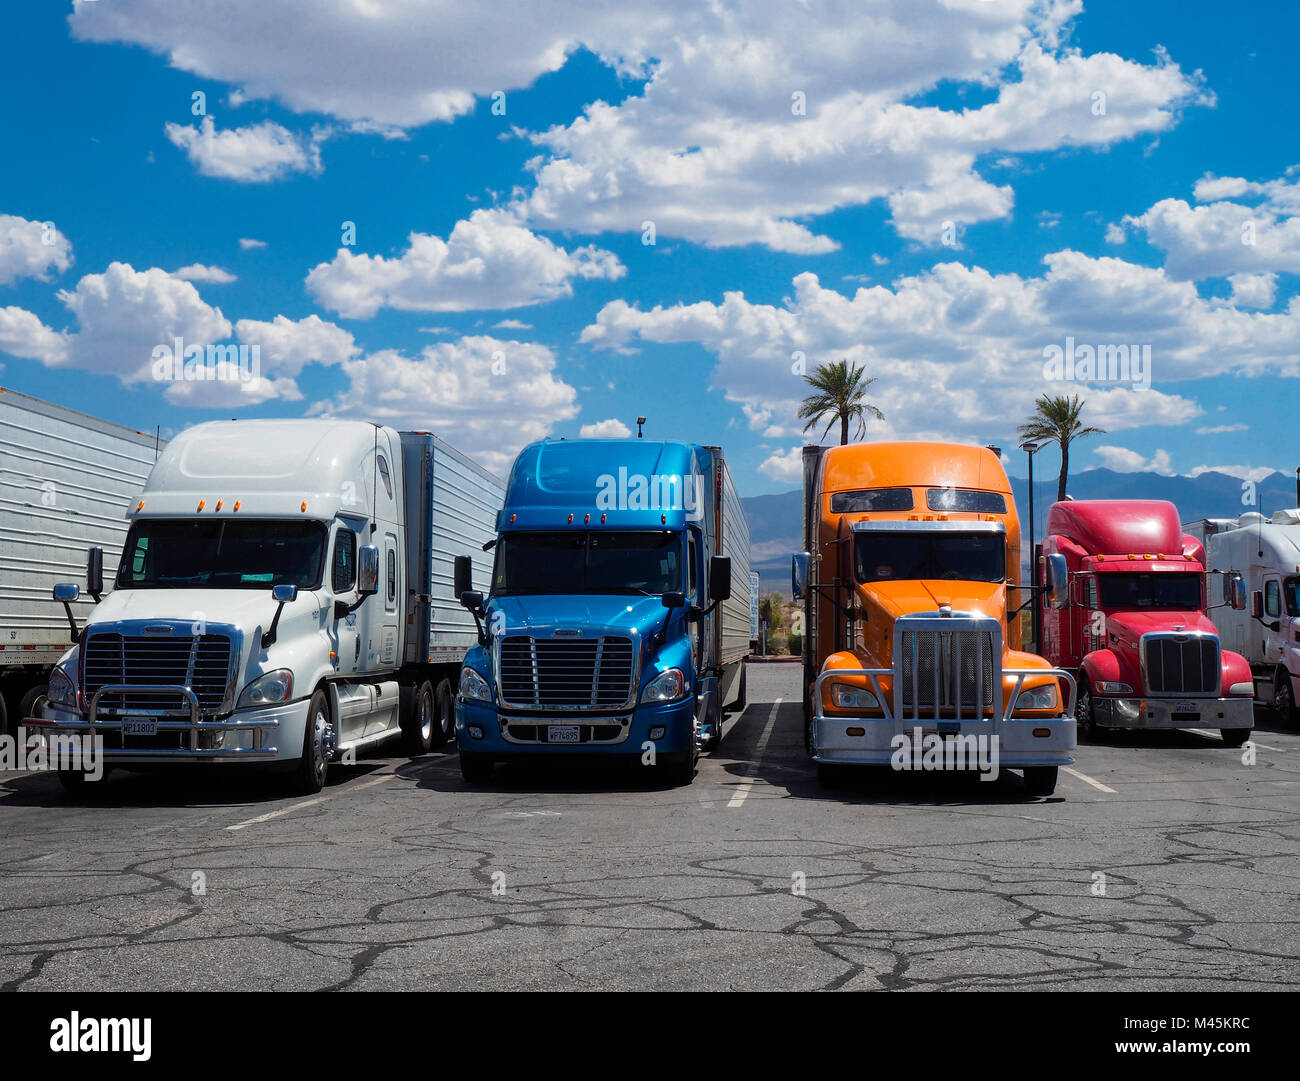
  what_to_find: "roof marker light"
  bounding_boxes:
[510,513,517,524]
[136,500,145,512]
[567,513,574,523]
[661,513,666,524]
[584,513,590,523]
[600,513,607,524]
[233,500,241,511]
[301,501,307,512]
[197,500,206,511]
[215,500,223,511]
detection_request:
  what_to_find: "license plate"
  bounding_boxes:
[547,725,581,744]
[1175,701,1198,714]
[122,716,158,736]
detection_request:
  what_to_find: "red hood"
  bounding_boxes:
[1105,609,1216,642]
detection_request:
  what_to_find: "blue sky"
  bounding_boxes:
[0,0,1296,494]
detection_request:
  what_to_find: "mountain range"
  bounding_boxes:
[743,467,1300,596]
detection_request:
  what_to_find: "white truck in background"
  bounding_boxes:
[0,387,162,737]
[31,417,504,793]
[1185,509,1300,725]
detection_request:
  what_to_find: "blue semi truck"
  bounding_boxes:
[452,438,752,784]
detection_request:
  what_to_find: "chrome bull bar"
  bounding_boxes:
[86,684,277,754]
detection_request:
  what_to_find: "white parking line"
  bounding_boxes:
[727,698,782,809]
[1188,727,1284,751]
[1061,765,1116,794]
[225,773,397,831]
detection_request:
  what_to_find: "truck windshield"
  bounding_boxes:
[854,531,1004,583]
[493,531,682,596]
[117,519,327,589]
[1096,572,1202,610]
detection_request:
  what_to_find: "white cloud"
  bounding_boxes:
[233,314,358,378]
[238,237,267,250]
[580,248,1300,447]
[163,365,301,407]
[72,1,1207,252]
[1092,445,1174,474]
[578,418,632,439]
[0,214,72,286]
[0,306,68,365]
[758,446,804,483]
[306,208,624,318]
[171,263,237,284]
[1189,463,1278,484]
[164,117,325,182]
[1195,423,1248,435]
[310,336,578,474]
[493,318,533,330]
[1227,272,1277,309]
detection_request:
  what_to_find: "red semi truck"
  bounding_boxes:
[1037,499,1255,745]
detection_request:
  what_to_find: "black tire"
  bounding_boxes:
[18,685,46,724]
[402,680,436,754]
[293,689,332,795]
[1023,766,1058,797]
[1273,667,1298,727]
[659,750,696,786]
[1075,678,1099,741]
[731,663,747,713]
[0,691,8,739]
[459,750,493,783]
[701,692,723,751]
[803,694,814,756]
[1220,728,1252,747]
[430,679,455,748]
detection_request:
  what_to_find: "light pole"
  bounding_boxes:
[636,416,647,439]
[1020,439,1045,650]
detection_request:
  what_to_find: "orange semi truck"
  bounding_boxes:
[792,442,1076,796]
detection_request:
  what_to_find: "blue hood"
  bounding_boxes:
[488,594,671,638]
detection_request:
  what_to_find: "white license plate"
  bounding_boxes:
[1175,702,1198,714]
[547,725,581,744]
[122,716,158,736]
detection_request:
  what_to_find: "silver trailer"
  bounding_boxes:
[0,388,161,735]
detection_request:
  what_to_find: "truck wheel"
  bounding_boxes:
[731,664,747,713]
[1272,667,1298,727]
[18,685,46,725]
[702,694,723,750]
[803,696,814,756]
[402,680,436,754]
[0,692,8,739]
[1022,766,1058,797]
[459,751,493,783]
[1220,728,1252,747]
[430,679,455,748]
[293,690,332,795]
[1075,679,1099,741]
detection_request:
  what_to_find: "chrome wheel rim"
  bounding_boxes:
[419,690,434,743]
[311,708,329,783]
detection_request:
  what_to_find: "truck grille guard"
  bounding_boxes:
[813,611,1077,724]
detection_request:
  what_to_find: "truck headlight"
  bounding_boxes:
[48,666,77,709]
[1228,681,1254,696]
[831,683,878,709]
[238,669,294,708]
[641,668,687,703]
[1015,685,1059,711]
[1095,681,1133,695]
[459,666,492,703]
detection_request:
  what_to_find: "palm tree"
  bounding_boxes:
[798,359,885,445]
[1017,393,1105,502]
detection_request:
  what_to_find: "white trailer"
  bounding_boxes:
[0,387,162,736]
[33,418,504,794]
[1187,509,1300,723]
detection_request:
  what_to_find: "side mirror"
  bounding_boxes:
[1046,553,1069,611]
[792,552,809,602]
[53,583,80,603]
[661,591,685,608]
[708,555,732,603]
[262,584,299,648]
[1251,591,1264,620]
[1227,573,1246,612]
[454,554,472,600]
[86,546,104,599]
[459,589,484,612]
[357,545,380,597]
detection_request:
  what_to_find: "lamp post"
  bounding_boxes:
[1020,439,1045,650]
[636,416,647,439]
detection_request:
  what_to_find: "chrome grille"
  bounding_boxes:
[1145,635,1219,696]
[499,635,635,708]
[82,632,233,713]
[900,629,995,716]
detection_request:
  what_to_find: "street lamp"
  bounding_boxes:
[1019,439,1046,650]
[636,416,647,439]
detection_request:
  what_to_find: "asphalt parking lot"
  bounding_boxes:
[1,662,1296,991]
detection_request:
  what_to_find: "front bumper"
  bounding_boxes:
[456,693,697,759]
[26,697,311,764]
[1093,694,1254,730]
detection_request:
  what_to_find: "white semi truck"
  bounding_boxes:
[29,417,504,793]
[1185,509,1300,725]
[0,387,163,737]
